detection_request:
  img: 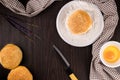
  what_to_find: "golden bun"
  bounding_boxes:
[67,10,92,34]
[0,44,22,69]
[8,66,33,80]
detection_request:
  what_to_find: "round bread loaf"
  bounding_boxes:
[0,44,22,69]
[67,10,93,34]
[8,66,33,80]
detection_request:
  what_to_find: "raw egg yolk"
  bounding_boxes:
[103,46,120,63]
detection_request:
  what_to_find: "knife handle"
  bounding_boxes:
[69,73,78,80]
[66,67,78,80]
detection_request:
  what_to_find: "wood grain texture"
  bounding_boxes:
[0,0,119,80]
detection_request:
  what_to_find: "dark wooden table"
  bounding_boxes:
[0,0,120,80]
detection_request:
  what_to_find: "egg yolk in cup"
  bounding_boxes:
[103,46,120,63]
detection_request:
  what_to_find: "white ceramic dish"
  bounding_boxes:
[100,41,120,68]
[56,1,104,47]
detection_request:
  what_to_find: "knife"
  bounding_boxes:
[53,45,78,80]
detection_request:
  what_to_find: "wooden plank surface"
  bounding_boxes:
[0,0,119,80]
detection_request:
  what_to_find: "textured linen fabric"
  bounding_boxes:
[90,0,119,80]
[80,0,119,80]
[0,0,119,80]
[0,0,54,17]
[75,0,119,79]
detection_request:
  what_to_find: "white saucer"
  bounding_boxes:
[56,1,104,47]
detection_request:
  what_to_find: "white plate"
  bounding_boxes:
[56,1,104,47]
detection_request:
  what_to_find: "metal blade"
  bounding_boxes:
[53,45,70,67]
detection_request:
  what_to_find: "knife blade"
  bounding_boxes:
[53,45,78,80]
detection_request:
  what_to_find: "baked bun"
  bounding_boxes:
[67,10,92,34]
[0,44,22,69]
[8,66,33,80]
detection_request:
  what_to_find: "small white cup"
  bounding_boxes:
[99,41,120,68]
